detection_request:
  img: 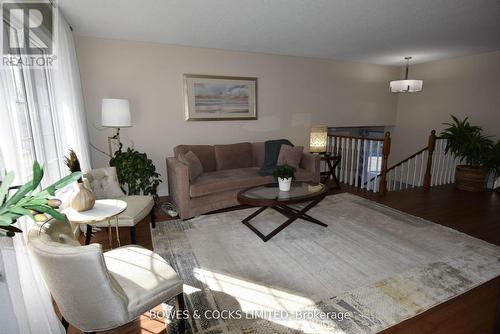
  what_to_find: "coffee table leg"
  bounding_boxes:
[242,206,267,223]
[241,197,326,242]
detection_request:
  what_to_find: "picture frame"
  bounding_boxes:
[183,74,257,121]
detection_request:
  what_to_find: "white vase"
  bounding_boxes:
[70,182,96,212]
[278,177,292,191]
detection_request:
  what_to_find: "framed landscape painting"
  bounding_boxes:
[184,74,257,121]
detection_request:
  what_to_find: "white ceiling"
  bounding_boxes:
[58,0,500,66]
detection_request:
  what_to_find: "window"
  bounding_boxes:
[3,28,63,186]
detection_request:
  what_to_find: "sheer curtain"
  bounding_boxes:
[0,11,91,334]
[52,15,92,172]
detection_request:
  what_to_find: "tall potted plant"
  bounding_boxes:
[440,115,494,192]
[110,147,162,199]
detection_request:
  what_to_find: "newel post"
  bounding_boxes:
[379,131,391,195]
[423,130,437,189]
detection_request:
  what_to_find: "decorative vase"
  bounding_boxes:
[278,177,292,191]
[70,183,96,212]
[455,165,488,192]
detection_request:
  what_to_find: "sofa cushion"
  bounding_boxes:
[294,168,314,182]
[178,151,203,181]
[174,145,216,172]
[190,167,274,198]
[251,142,265,167]
[214,142,253,171]
[277,145,304,168]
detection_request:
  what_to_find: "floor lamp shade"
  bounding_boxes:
[101,98,132,128]
[309,125,328,153]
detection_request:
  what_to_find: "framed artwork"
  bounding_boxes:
[183,74,257,121]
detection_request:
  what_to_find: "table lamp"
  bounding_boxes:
[101,98,132,156]
[309,125,328,154]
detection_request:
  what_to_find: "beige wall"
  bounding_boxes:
[390,51,500,164]
[75,36,399,195]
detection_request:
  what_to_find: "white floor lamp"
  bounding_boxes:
[101,98,132,156]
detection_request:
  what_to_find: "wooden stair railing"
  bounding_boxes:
[366,130,460,193]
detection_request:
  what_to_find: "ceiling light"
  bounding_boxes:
[390,57,423,93]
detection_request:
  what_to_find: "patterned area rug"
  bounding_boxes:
[151,193,500,333]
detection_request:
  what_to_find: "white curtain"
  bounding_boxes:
[0,10,91,334]
[52,14,92,172]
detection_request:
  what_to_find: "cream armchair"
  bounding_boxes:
[27,219,185,334]
[83,167,155,244]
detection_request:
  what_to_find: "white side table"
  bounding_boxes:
[64,199,127,248]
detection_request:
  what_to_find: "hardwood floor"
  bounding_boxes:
[62,185,499,333]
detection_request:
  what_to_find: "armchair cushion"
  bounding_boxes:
[92,195,154,227]
[104,245,183,318]
[83,167,125,199]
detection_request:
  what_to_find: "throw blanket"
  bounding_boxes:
[258,139,293,176]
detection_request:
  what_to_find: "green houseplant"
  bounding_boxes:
[273,164,295,191]
[440,115,494,191]
[110,147,162,199]
[0,161,81,236]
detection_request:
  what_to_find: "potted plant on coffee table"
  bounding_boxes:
[274,164,295,191]
[440,115,495,192]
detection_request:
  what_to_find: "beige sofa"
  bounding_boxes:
[167,142,320,219]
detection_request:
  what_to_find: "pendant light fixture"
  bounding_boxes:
[390,56,423,93]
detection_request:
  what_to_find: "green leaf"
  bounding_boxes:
[9,207,34,220]
[31,161,44,190]
[0,171,15,205]
[24,204,65,222]
[0,215,13,226]
[4,180,36,207]
[47,172,81,191]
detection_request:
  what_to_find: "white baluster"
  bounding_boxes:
[374,141,381,192]
[412,154,418,187]
[341,137,346,183]
[345,138,351,184]
[361,140,368,189]
[419,150,426,186]
[367,140,374,191]
[399,164,404,190]
[355,139,361,187]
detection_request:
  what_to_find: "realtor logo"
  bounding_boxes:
[1,1,56,67]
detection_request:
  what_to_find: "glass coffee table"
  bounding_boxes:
[237,182,327,242]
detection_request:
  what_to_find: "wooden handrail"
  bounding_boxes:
[386,146,428,172]
[365,130,440,186]
[328,134,385,141]
[379,132,391,195]
[423,130,437,189]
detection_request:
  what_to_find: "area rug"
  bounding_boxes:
[151,193,500,334]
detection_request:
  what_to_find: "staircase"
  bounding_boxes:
[325,130,462,195]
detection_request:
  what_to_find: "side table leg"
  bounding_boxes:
[107,220,113,248]
[85,224,92,245]
[115,215,121,247]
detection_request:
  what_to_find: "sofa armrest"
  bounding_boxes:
[166,157,190,217]
[300,153,321,183]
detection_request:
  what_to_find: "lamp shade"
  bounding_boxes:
[390,80,423,93]
[309,125,328,153]
[101,98,132,128]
